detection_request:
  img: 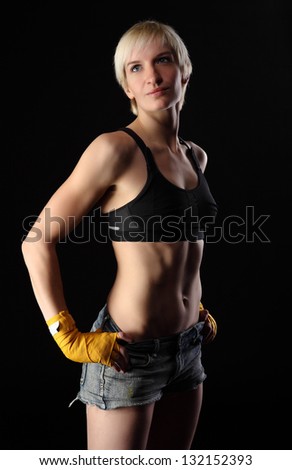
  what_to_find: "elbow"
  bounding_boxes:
[21,230,52,265]
[21,224,42,257]
[21,234,36,266]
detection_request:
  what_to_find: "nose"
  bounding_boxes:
[146,64,162,86]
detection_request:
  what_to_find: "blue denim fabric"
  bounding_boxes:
[71,304,207,410]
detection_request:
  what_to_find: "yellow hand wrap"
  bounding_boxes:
[46,310,120,366]
[199,302,217,344]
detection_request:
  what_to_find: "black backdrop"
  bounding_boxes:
[6,1,291,450]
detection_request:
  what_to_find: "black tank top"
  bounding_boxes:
[103,127,218,242]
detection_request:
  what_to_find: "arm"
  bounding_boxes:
[21,132,131,369]
[22,133,120,319]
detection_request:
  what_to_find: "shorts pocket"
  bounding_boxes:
[184,336,203,367]
[128,350,151,369]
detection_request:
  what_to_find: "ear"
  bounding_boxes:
[124,86,135,100]
[182,76,189,85]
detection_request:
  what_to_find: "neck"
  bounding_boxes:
[131,111,180,149]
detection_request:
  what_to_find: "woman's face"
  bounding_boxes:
[124,38,184,114]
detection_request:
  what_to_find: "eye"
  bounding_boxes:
[157,56,172,64]
[130,64,141,73]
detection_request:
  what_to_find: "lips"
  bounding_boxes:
[147,87,168,95]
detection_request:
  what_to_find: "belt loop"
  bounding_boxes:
[153,339,160,353]
[177,331,182,349]
[99,304,109,328]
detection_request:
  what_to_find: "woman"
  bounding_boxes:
[22,19,218,450]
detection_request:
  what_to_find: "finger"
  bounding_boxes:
[118,346,132,372]
[201,317,216,344]
[203,329,212,344]
[208,314,217,337]
[112,361,122,373]
[199,308,209,322]
[117,331,133,344]
[110,351,126,373]
[111,344,131,372]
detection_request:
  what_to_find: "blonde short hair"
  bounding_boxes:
[114,20,193,115]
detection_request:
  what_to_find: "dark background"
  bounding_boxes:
[6,1,291,450]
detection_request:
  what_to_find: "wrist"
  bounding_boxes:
[46,310,75,335]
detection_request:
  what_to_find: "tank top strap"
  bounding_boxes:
[119,127,156,171]
[179,136,201,172]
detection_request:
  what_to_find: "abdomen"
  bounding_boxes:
[106,240,204,340]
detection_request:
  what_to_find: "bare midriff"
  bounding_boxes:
[107,240,204,341]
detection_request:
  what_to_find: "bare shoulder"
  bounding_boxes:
[56,129,138,213]
[187,141,208,173]
[69,129,138,190]
[83,129,137,172]
[90,129,136,154]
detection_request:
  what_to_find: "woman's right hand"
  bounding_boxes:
[46,310,134,370]
[113,332,134,373]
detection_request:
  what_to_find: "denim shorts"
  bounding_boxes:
[70,304,207,410]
